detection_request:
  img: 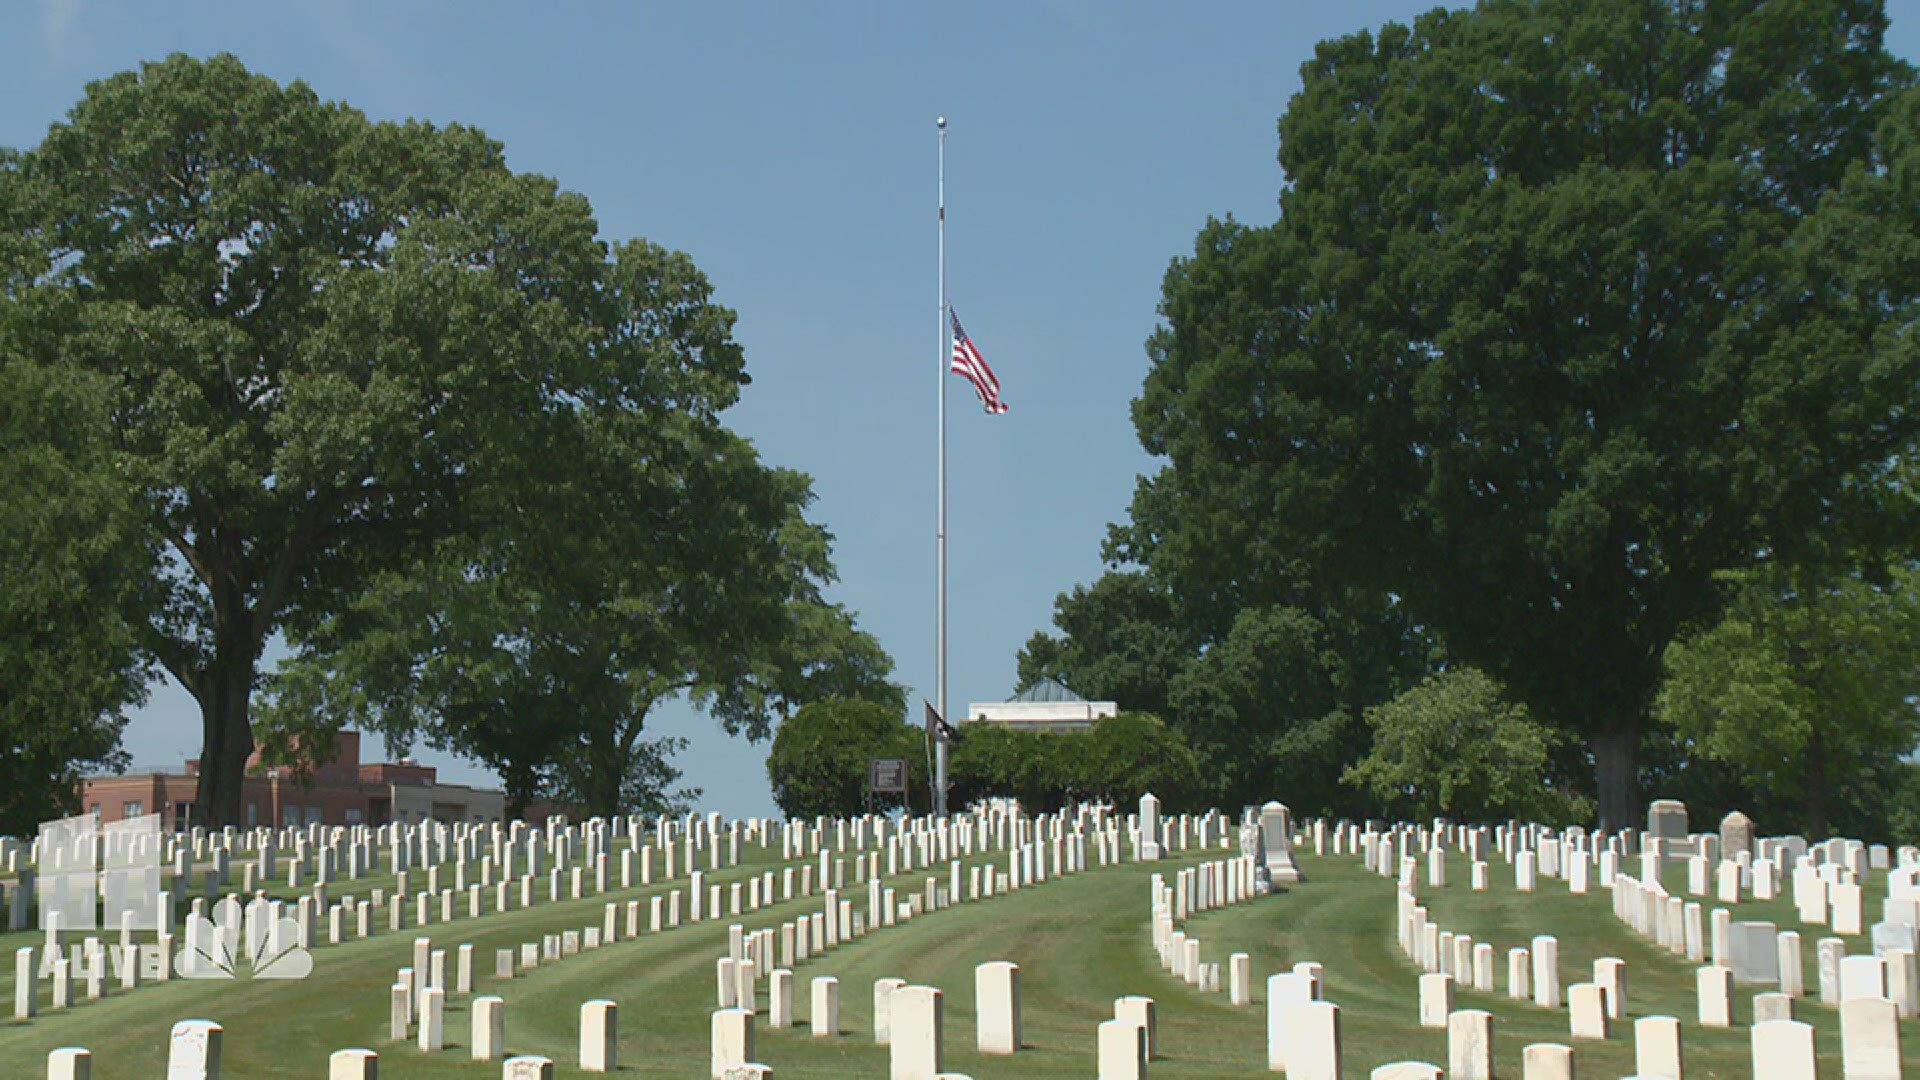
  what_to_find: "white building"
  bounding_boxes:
[966,678,1117,733]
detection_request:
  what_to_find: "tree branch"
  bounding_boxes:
[164,525,216,593]
[253,484,352,649]
[141,619,205,706]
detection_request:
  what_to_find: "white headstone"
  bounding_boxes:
[888,984,943,1080]
[326,1049,376,1080]
[167,1019,223,1080]
[1751,1019,1817,1080]
[1285,1001,1342,1080]
[472,996,505,1061]
[1447,1009,1495,1080]
[1698,965,1734,1027]
[580,999,617,1072]
[974,962,1020,1055]
[1634,1015,1683,1080]
[1840,995,1902,1080]
[1096,1019,1147,1080]
[811,976,839,1037]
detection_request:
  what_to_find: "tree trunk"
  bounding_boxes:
[588,743,626,818]
[194,648,257,829]
[502,766,535,822]
[1591,720,1641,831]
[1806,730,1830,839]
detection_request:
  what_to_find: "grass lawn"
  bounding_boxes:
[2,833,1914,1077]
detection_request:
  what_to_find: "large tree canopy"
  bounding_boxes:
[1018,557,1431,814]
[766,697,927,820]
[1115,0,1920,825]
[1,54,885,825]
[261,442,904,819]
[1345,667,1588,825]
[1656,565,1920,837]
[0,336,150,834]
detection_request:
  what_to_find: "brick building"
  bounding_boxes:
[79,730,507,831]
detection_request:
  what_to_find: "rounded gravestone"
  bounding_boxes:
[1720,811,1756,859]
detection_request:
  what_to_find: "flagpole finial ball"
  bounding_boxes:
[937,116,947,129]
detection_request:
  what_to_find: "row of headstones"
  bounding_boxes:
[383,845,1009,1059]
[11,797,1072,935]
[1612,868,1920,1015]
[1391,862,1901,1080]
[1341,810,1913,964]
[4,794,1173,901]
[3,797,1194,937]
[1368,1004,1870,1080]
[14,893,325,1020]
[1616,803,1920,947]
[717,816,1141,1079]
[2,807,763,942]
[1137,845,1340,1077]
[9,828,841,1025]
[7,796,1215,898]
[385,827,1083,1074]
[1149,856,1264,999]
[12,798,1147,1041]
[1328,814,1835,1076]
[56,791,1113,991]
[1309,807,1912,894]
[22,1006,1862,1080]
[1374,809,1920,997]
[1670,840,1920,939]
[32,838,1065,1075]
[11,809,757,919]
[1133,792,1241,861]
[731,968,1160,1080]
[32,1017,626,1080]
[1379,830,1912,1079]
[764,829,1115,1077]
[24,798,1201,1080]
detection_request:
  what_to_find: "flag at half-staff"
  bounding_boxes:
[924,699,963,745]
[949,309,1010,414]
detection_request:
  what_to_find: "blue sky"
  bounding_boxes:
[10,1,1920,819]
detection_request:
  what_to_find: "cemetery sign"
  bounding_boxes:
[870,758,909,795]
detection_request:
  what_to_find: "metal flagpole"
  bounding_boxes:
[935,115,950,818]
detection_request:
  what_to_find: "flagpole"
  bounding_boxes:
[935,115,950,818]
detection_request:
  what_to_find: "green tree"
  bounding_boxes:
[1,154,152,833]
[948,725,1068,812]
[1,55,808,825]
[1344,668,1587,824]
[1127,0,1920,825]
[1017,571,1194,720]
[258,344,900,819]
[1076,712,1204,810]
[766,698,924,819]
[1655,567,1920,837]
[0,352,149,834]
[948,713,1203,813]
[1168,604,1364,814]
[1019,569,1430,814]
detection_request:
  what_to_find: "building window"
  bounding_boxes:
[88,804,101,820]
[283,806,302,828]
[174,802,193,831]
[123,802,144,818]
[305,807,323,826]
[246,803,258,828]
[345,809,363,825]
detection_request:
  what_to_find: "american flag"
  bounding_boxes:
[949,309,1009,414]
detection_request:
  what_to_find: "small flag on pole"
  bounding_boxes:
[950,309,1010,414]
[925,699,963,744]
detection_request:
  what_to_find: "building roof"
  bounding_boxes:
[1009,677,1086,704]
